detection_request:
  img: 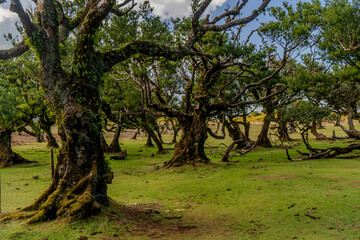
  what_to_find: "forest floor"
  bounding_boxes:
[1,122,360,239]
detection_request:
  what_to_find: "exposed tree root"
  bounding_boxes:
[163,153,209,168]
[0,157,112,224]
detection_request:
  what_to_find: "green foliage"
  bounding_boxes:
[286,101,332,130]
[0,67,29,131]
[320,0,360,64]
[260,1,322,50]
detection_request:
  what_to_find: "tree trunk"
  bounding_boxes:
[131,128,139,140]
[241,109,250,138]
[143,125,165,154]
[257,110,273,147]
[12,52,113,223]
[170,120,180,144]
[311,122,329,140]
[171,127,180,144]
[278,121,291,141]
[288,121,297,133]
[316,121,325,129]
[224,118,252,150]
[36,132,45,143]
[339,110,360,139]
[17,101,113,223]
[164,114,209,168]
[100,133,110,153]
[22,126,45,143]
[0,131,33,168]
[334,117,340,126]
[348,110,357,132]
[156,128,164,144]
[108,122,122,153]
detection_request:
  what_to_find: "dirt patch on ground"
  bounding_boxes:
[320,175,347,181]
[92,202,203,240]
[339,180,360,188]
[11,128,149,146]
[258,175,297,180]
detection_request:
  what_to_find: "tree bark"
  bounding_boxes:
[164,114,209,168]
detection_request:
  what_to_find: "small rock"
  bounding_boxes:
[175,209,186,212]
[32,175,39,180]
[24,183,29,186]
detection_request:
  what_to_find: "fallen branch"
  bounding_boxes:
[286,143,360,161]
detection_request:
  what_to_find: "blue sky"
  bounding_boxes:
[0,0,315,50]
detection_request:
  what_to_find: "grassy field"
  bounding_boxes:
[0,123,360,239]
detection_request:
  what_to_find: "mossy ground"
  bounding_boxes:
[1,123,360,239]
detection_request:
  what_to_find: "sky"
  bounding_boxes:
[0,0,305,50]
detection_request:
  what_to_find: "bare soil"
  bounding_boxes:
[11,129,147,146]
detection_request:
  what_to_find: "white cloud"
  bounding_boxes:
[0,7,17,23]
[138,0,227,19]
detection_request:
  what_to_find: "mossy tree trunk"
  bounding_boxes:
[0,130,32,168]
[0,0,115,223]
[164,113,209,168]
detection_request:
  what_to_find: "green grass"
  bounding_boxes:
[1,123,360,239]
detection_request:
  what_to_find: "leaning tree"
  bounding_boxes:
[0,0,275,223]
